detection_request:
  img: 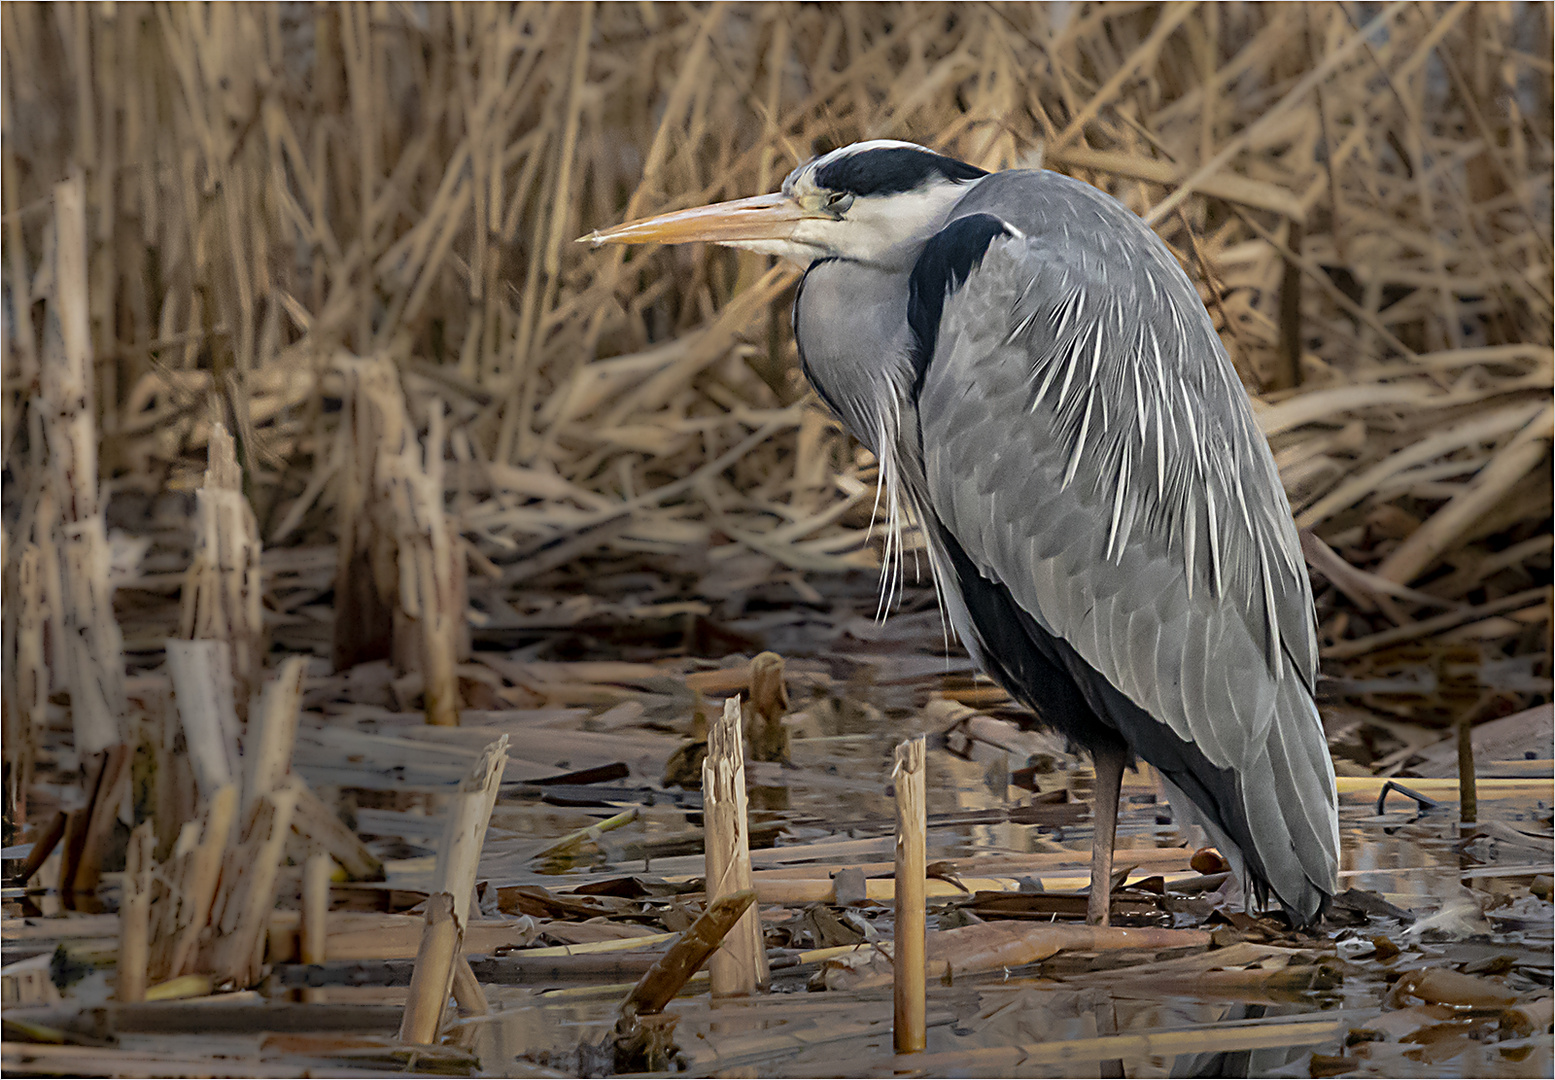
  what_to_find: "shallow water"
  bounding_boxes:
[455,699,1553,1079]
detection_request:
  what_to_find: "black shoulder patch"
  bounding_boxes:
[906,214,1012,395]
[815,146,987,198]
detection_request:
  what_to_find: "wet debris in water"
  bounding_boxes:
[6,630,1552,1077]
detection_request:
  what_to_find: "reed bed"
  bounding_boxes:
[2,2,1551,798]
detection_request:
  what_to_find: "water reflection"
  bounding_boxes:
[463,718,1551,1078]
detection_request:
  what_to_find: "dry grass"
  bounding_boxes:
[2,3,1551,738]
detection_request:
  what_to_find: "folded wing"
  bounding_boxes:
[911,171,1339,920]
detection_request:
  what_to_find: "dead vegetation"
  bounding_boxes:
[1,2,1551,1076]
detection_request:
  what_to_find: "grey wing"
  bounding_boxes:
[913,189,1338,918]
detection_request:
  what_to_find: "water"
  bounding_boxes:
[448,694,1553,1078]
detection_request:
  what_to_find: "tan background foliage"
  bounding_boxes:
[3,3,1550,701]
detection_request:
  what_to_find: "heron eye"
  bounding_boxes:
[826,192,854,216]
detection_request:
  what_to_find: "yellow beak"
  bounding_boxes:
[579,192,807,247]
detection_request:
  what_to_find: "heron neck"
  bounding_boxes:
[792,257,916,455]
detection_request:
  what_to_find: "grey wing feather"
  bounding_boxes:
[913,170,1338,917]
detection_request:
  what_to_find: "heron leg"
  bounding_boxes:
[1086,743,1127,926]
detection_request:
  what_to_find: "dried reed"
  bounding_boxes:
[1,2,1549,818]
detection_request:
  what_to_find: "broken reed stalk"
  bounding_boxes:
[164,640,242,798]
[300,852,332,1004]
[180,421,264,716]
[620,888,757,1017]
[146,683,197,860]
[162,784,238,980]
[433,735,509,928]
[452,955,491,1016]
[1457,714,1478,825]
[398,734,508,1044]
[55,755,95,891]
[1374,402,1555,586]
[702,697,768,995]
[745,651,788,762]
[532,805,639,860]
[243,655,306,815]
[116,822,155,1003]
[206,777,302,988]
[16,810,66,886]
[400,893,460,1045]
[291,783,384,881]
[64,743,132,897]
[43,176,126,758]
[33,489,66,743]
[178,643,306,988]
[332,358,465,726]
[7,544,48,826]
[893,736,927,1056]
[331,357,403,673]
[381,397,464,727]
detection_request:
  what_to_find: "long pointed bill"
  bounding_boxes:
[580,192,805,247]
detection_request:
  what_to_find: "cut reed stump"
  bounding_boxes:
[400,893,461,1043]
[333,358,467,726]
[116,822,155,1003]
[59,742,132,898]
[238,655,382,880]
[331,357,405,673]
[893,736,927,1055]
[300,852,333,1004]
[192,658,308,987]
[702,698,768,995]
[157,784,238,981]
[243,656,306,816]
[398,735,508,1044]
[744,651,788,762]
[5,543,49,826]
[180,421,264,717]
[379,398,465,727]
[204,777,301,988]
[143,680,198,861]
[1457,714,1478,825]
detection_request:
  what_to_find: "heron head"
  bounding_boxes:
[582,141,987,269]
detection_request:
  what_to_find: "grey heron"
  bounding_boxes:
[586,140,1340,926]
